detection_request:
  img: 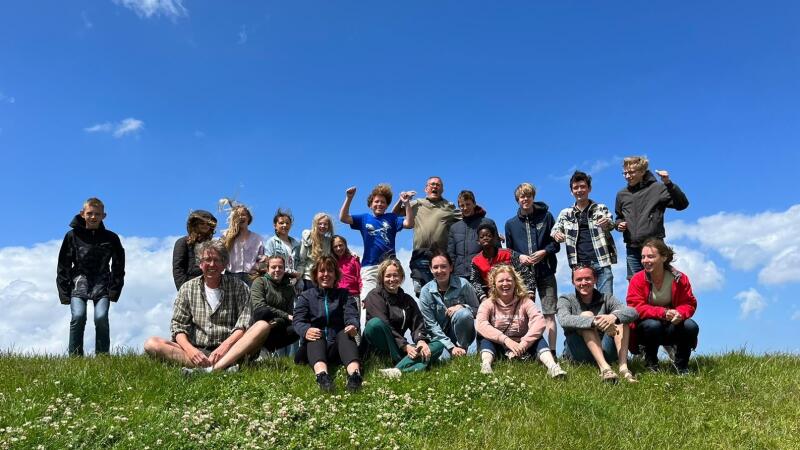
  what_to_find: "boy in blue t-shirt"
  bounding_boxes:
[339,184,415,300]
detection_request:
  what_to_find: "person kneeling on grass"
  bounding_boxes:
[249,255,300,355]
[475,265,566,378]
[293,255,363,392]
[557,265,639,383]
[363,259,444,378]
[144,240,270,374]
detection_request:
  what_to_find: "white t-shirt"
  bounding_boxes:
[205,285,222,312]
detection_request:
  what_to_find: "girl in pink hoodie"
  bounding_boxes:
[476,265,567,378]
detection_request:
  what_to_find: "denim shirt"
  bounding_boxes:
[418,276,479,350]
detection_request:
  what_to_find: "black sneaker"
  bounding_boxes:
[345,371,363,392]
[316,372,334,393]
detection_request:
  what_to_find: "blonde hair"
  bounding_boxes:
[222,205,253,250]
[487,265,529,302]
[83,197,105,211]
[514,183,536,201]
[623,156,649,172]
[310,213,334,262]
[377,258,405,287]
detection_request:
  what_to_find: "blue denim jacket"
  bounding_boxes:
[418,276,479,349]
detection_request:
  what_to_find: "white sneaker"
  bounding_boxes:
[480,361,493,374]
[548,364,567,379]
[379,368,402,378]
[225,364,239,373]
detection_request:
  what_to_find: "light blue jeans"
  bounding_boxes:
[592,263,614,296]
[69,297,110,355]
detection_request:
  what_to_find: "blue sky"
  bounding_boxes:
[1,1,798,355]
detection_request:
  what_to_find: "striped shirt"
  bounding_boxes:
[170,274,252,348]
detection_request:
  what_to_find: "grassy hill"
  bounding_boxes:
[0,352,798,449]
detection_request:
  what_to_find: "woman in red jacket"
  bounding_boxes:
[627,238,699,374]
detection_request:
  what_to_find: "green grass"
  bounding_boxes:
[0,352,798,449]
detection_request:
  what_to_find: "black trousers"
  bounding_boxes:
[301,330,360,367]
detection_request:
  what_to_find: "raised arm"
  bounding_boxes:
[399,191,416,229]
[339,186,356,225]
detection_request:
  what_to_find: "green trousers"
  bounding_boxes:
[363,317,445,373]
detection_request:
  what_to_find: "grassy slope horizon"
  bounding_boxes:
[1,352,798,449]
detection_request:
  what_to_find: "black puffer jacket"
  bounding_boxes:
[364,286,428,350]
[614,171,689,247]
[504,202,560,278]
[447,206,497,278]
[56,215,125,304]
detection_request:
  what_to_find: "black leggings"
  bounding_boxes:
[263,323,300,351]
[302,330,360,367]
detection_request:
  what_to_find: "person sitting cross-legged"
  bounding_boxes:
[557,265,639,383]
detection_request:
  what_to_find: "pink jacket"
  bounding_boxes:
[336,253,362,296]
[476,297,545,351]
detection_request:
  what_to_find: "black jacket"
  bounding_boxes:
[56,215,125,304]
[504,202,560,278]
[250,274,295,328]
[293,287,360,345]
[364,286,428,350]
[447,206,498,278]
[172,210,217,290]
[614,171,689,247]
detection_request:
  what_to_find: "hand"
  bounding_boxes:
[405,344,418,359]
[670,311,684,324]
[399,191,416,203]
[416,341,431,361]
[655,170,671,185]
[665,309,677,321]
[518,254,535,265]
[445,304,464,318]
[451,346,466,357]
[189,348,212,367]
[617,221,628,232]
[595,217,610,229]
[344,325,358,337]
[345,186,357,198]
[287,315,293,321]
[305,327,323,341]
[208,342,231,365]
[593,314,617,333]
[505,338,526,358]
[553,231,566,243]
[530,250,547,265]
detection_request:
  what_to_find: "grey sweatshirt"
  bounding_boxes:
[556,290,638,336]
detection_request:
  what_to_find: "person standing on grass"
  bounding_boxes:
[504,182,560,358]
[469,223,535,302]
[615,156,689,280]
[221,203,264,287]
[557,265,638,383]
[293,255,363,392]
[418,247,479,359]
[57,197,125,356]
[552,171,618,295]
[447,190,498,280]
[249,255,300,355]
[263,208,302,284]
[626,239,699,374]
[475,265,567,378]
[297,213,335,292]
[339,183,415,301]
[363,259,444,378]
[144,240,270,373]
[172,210,217,291]
[392,176,460,296]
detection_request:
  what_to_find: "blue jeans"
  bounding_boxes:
[479,336,549,358]
[592,263,614,296]
[636,318,699,368]
[69,297,110,356]
[563,332,618,364]
[625,246,643,280]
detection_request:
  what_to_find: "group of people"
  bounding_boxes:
[57,155,700,392]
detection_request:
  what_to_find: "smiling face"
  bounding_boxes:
[81,205,106,230]
[623,166,645,186]
[517,192,534,212]
[370,194,388,215]
[274,216,292,238]
[425,177,443,201]
[316,263,336,288]
[267,257,285,281]
[431,255,452,284]
[572,267,596,299]
[199,249,224,285]
[641,245,666,274]
[332,237,346,257]
[382,263,402,293]
[570,180,591,203]
[493,270,516,301]
[316,216,331,235]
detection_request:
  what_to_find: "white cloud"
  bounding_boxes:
[238,25,248,45]
[84,117,144,138]
[550,156,620,181]
[0,92,15,104]
[114,0,187,20]
[667,204,800,285]
[734,288,766,319]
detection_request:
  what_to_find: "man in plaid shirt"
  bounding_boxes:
[145,240,269,371]
[552,171,618,295]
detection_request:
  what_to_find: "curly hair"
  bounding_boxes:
[367,183,393,208]
[487,265,529,302]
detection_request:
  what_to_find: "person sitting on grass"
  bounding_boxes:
[418,247,480,359]
[144,240,270,374]
[475,265,566,378]
[557,265,639,383]
[363,259,444,378]
[627,238,699,375]
[469,223,535,302]
[293,255,363,392]
[249,255,300,355]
